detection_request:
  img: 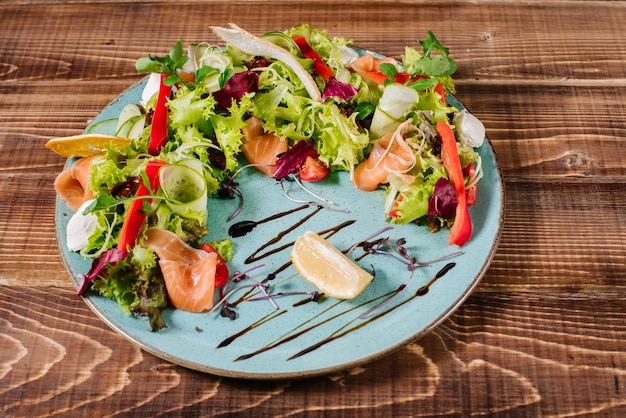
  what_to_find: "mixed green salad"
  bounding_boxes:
[52,24,485,330]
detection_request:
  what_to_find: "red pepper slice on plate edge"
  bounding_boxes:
[437,120,472,246]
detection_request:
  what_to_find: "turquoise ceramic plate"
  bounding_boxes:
[56,61,503,380]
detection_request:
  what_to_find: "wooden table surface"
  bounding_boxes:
[2,0,625,416]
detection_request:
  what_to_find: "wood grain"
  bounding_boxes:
[1,0,625,416]
[1,287,625,416]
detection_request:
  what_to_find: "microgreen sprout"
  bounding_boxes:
[280,176,350,213]
[248,291,322,305]
[219,163,273,221]
[345,229,464,319]
[209,264,279,319]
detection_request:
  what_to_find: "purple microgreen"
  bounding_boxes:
[219,163,274,221]
[209,264,280,318]
[219,264,266,299]
[414,250,464,267]
[360,237,416,270]
[291,175,335,205]
[346,226,394,255]
[76,248,129,295]
[279,177,350,213]
[247,291,321,303]
[359,271,416,319]
[208,283,262,318]
[348,234,464,319]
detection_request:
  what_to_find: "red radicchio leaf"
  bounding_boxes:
[273,140,319,179]
[427,178,457,219]
[213,71,259,111]
[76,248,129,295]
[321,78,359,102]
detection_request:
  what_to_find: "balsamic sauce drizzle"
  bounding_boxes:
[220,196,459,363]
[287,262,456,360]
[217,309,286,348]
[232,291,395,361]
[243,205,323,264]
[227,203,355,308]
[228,204,310,238]
[219,261,457,361]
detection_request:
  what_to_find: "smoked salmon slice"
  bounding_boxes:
[350,53,399,84]
[242,116,264,143]
[241,132,288,177]
[54,155,101,212]
[142,227,217,313]
[353,120,416,191]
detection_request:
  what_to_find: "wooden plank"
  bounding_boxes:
[1,286,624,415]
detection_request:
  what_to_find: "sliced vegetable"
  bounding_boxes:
[369,84,419,138]
[200,243,229,287]
[293,36,334,82]
[463,163,478,206]
[147,74,173,155]
[437,120,472,246]
[273,139,318,179]
[117,160,167,250]
[159,161,208,222]
[298,156,329,182]
[76,248,129,295]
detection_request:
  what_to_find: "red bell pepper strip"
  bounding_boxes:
[437,120,472,246]
[293,36,334,82]
[117,160,166,250]
[200,243,229,288]
[148,74,172,155]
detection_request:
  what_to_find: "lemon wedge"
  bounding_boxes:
[45,134,131,157]
[291,231,374,299]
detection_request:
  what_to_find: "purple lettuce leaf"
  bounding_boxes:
[213,71,259,110]
[76,248,129,295]
[322,78,359,102]
[427,178,457,219]
[273,140,318,179]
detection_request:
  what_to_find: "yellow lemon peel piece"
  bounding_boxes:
[45,134,131,157]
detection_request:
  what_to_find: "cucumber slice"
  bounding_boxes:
[369,84,419,138]
[115,103,143,133]
[115,115,142,138]
[127,115,146,140]
[260,31,299,55]
[159,162,208,221]
[85,118,118,135]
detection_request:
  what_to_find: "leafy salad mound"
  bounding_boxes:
[56,24,486,330]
